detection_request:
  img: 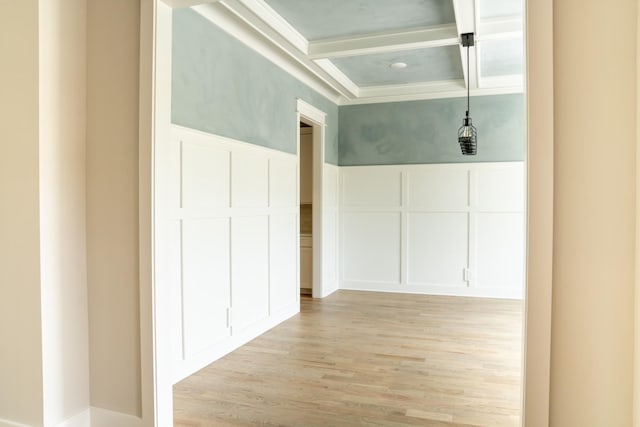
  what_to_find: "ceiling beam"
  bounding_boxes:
[452,0,478,91]
[307,25,459,60]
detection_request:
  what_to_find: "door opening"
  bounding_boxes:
[299,122,313,296]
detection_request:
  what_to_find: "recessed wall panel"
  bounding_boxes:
[476,213,525,292]
[181,218,231,357]
[181,141,230,209]
[231,216,269,331]
[476,164,524,211]
[407,168,469,210]
[269,157,297,207]
[342,168,401,207]
[269,214,298,312]
[407,213,468,286]
[232,151,268,208]
[343,212,401,283]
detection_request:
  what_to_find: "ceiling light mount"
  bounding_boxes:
[458,32,477,155]
[390,62,407,70]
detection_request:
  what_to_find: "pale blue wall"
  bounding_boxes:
[172,9,524,167]
[172,8,339,164]
[338,94,525,165]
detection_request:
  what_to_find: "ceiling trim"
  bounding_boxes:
[307,24,459,60]
[452,0,478,91]
[478,16,523,41]
[231,0,309,53]
[342,84,523,106]
[192,0,524,105]
[193,2,345,102]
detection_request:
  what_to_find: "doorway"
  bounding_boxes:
[299,122,313,296]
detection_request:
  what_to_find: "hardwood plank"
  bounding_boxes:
[174,290,523,426]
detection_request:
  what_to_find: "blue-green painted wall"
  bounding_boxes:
[172,9,524,167]
[339,94,525,165]
[172,8,339,164]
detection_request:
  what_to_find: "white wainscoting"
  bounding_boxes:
[319,164,339,297]
[339,162,525,299]
[157,125,300,383]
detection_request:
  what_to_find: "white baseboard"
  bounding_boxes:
[1,407,138,427]
[0,419,31,427]
[90,407,142,427]
[340,281,524,300]
[55,410,91,427]
[172,301,300,383]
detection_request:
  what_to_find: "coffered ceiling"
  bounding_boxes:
[181,0,524,104]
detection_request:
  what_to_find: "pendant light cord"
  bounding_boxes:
[466,44,470,116]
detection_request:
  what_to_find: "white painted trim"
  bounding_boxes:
[296,99,326,126]
[0,419,30,427]
[230,0,308,53]
[308,24,458,60]
[297,100,331,299]
[172,302,298,382]
[173,124,297,160]
[199,2,347,101]
[340,281,523,300]
[477,16,523,41]
[91,407,143,427]
[343,83,523,106]
[312,59,360,98]
[53,410,91,427]
[163,0,219,7]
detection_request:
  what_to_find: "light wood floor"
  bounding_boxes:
[174,291,523,427]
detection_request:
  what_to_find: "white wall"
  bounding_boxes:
[86,0,142,418]
[552,0,636,425]
[159,126,300,383]
[339,162,525,299]
[39,0,90,425]
[0,1,44,425]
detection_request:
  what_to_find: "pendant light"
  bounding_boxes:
[458,32,477,155]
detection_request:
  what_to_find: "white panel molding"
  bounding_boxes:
[308,24,459,60]
[163,125,300,384]
[339,162,525,299]
[320,164,340,297]
[172,302,299,382]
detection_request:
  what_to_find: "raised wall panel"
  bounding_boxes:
[407,168,469,210]
[270,214,298,312]
[231,216,269,332]
[476,164,525,211]
[476,213,525,294]
[181,218,231,357]
[407,213,469,286]
[232,151,268,208]
[342,168,401,207]
[343,212,401,283]
[270,157,297,207]
[181,141,230,209]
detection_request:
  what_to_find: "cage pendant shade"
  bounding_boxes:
[458,33,477,155]
[458,113,477,155]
